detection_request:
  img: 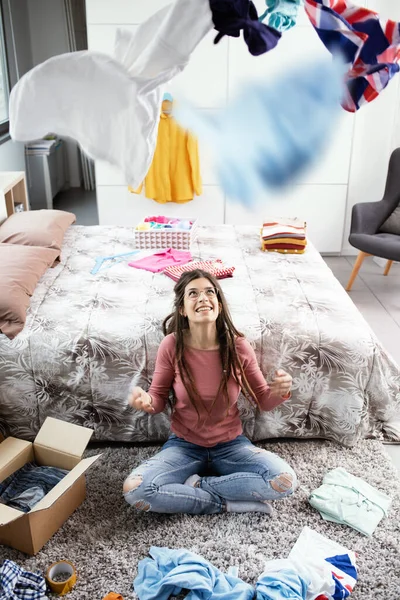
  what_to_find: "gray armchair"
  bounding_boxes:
[346,147,400,291]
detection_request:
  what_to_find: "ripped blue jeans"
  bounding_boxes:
[123,434,297,514]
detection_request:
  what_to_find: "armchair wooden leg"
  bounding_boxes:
[346,251,370,292]
[384,260,393,276]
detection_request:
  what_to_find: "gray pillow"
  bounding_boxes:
[379,206,400,234]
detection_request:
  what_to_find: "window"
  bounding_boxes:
[0,3,9,137]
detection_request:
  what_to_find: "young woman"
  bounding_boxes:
[124,269,296,514]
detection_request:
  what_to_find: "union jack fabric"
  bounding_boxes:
[304,0,400,111]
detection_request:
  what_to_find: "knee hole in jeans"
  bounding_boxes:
[133,499,151,512]
[270,472,295,494]
[123,475,143,494]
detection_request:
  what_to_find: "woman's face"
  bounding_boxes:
[181,277,220,325]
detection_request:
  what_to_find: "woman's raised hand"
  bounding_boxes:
[269,369,292,399]
[128,386,155,413]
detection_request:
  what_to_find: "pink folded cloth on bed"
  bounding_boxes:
[128,248,192,273]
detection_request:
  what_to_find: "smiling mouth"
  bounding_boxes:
[196,307,212,313]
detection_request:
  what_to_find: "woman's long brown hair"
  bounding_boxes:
[163,269,259,419]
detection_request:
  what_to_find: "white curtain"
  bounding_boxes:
[64,0,96,191]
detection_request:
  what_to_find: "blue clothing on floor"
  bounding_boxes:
[259,0,303,33]
[0,462,69,513]
[210,0,281,56]
[255,560,308,599]
[175,57,344,207]
[0,560,47,600]
[133,547,254,600]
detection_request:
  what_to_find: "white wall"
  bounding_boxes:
[27,0,81,187]
[0,139,25,171]
[86,0,400,254]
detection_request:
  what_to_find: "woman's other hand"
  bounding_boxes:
[128,386,155,413]
[269,369,292,399]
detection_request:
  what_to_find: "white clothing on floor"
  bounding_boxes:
[288,526,357,599]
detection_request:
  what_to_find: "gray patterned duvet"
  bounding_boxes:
[1,224,399,446]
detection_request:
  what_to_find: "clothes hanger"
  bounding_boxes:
[162,92,173,115]
[91,250,140,275]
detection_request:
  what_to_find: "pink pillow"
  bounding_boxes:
[0,243,60,339]
[0,209,76,254]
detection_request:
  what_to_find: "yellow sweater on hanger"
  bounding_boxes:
[131,108,202,204]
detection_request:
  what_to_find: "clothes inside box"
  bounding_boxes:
[0,462,69,513]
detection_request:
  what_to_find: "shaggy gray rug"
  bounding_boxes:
[1,439,399,599]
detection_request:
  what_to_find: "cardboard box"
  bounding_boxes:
[0,417,100,555]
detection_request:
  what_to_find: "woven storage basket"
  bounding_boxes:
[134,217,198,250]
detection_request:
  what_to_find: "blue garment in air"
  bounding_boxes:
[0,462,68,513]
[175,57,344,207]
[133,547,254,600]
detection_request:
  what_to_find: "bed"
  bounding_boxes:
[1,224,399,446]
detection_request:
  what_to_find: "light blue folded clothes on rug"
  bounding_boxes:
[133,547,254,600]
[259,0,304,32]
[175,58,344,207]
[309,467,392,537]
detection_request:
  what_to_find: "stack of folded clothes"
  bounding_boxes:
[261,219,307,254]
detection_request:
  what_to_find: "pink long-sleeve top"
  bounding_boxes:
[148,333,289,447]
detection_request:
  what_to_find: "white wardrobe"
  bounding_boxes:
[86,0,400,254]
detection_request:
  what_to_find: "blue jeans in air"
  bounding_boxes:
[123,434,297,514]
